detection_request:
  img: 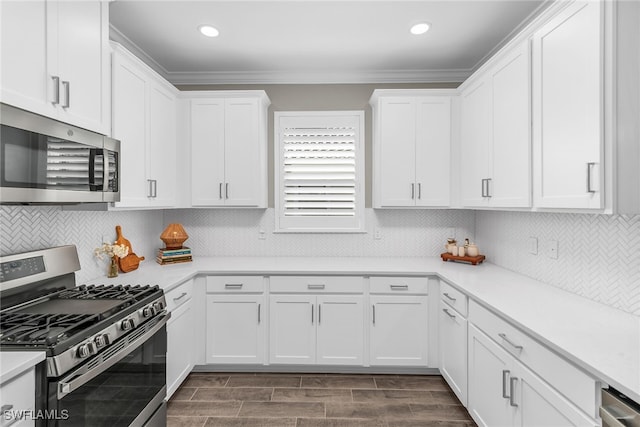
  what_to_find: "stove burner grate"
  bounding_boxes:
[0,312,97,346]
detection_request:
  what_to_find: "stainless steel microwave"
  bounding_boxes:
[0,103,120,204]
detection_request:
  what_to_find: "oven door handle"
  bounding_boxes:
[57,313,169,400]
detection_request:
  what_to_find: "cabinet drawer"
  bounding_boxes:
[206,276,264,293]
[469,300,598,417]
[440,281,468,316]
[165,279,193,312]
[270,276,363,293]
[0,367,35,427]
[370,277,428,294]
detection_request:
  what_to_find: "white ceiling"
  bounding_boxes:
[109,0,547,85]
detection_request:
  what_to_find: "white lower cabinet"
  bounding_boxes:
[367,277,429,368]
[166,280,194,399]
[468,325,598,427]
[205,276,266,364]
[269,276,365,366]
[0,367,36,427]
[439,295,468,405]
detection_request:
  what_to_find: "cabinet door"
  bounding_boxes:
[490,43,531,208]
[269,295,316,364]
[439,303,468,406]
[316,295,364,365]
[376,98,416,207]
[460,79,491,207]
[532,1,603,209]
[167,299,194,399]
[112,54,150,208]
[191,99,226,206]
[224,98,265,206]
[206,294,265,364]
[369,295,428,366]
[147,83,177,207]
[415,97,451,206]
[56,1,108,134]
[0,1,56,119]
[468,324,515,427]
[514,364,599,427]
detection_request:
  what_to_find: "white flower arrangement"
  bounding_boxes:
[94,242,129,260]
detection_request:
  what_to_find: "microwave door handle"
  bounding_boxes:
[88,149,99,191]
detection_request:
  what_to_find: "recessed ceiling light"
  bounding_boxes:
[198,25,219,38]
[410,22,431,35]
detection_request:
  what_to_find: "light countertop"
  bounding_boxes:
[0,351,46,384]
[86,256,640,403]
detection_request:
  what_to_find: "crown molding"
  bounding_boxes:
[109,24,171,79]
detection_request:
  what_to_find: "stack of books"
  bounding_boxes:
[156,247,192,265]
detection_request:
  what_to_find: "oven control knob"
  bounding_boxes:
[94,333,110,348]
[153,301,165,312]
[77,342,97,358]
[120,318,135,331]
[140,306,156,318]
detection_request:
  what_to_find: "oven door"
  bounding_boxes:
[47,315,168,427]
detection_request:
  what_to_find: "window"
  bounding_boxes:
[274,111,365,232]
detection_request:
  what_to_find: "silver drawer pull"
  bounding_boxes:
[442,308,456,319]
[502,370,510,398]
[258,303,261,324]
[173,292,188,301]
[499,333,523,351]
[509,377,518,407]
[307,284,325,290]
[225,283,243,289]
[390,285,409,290]
[443,292,456,301]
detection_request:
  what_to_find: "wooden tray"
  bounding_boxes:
[441,252,486,265]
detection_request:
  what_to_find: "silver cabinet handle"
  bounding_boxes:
[51,75,60,105]
[411,183,415,199]
[311,304,314,324]
[307,284,325,290]
[509,377,518,407]
[219,182,223,199]
[502,370,510,398]
[318,304,321,324]
[499,333,523,351]
[225,183,229,199]
[442,308,456,319]
[147,179,154,197]
[173,292,187,301]
[587,162,596,193]
[258,303,261,324]
[390,285,409,291]
[372,304,376,325]
[443,292,456,301]
[225,283,243,289]
[486,178,492,197]
[417,182,422,199]
[152,179,157,198]
[62,80,70,108]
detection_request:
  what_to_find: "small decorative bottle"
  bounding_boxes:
[108,257,119,278]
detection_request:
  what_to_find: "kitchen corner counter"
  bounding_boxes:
[0,351,45,384]
[86,256,640,403]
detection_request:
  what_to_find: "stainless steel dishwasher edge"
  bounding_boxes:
[601,388,640,427]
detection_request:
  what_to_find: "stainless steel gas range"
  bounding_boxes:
[0,245,168,426]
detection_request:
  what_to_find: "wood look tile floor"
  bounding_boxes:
[168,373,476,427]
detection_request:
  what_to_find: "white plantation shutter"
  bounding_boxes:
[276,112,365,232]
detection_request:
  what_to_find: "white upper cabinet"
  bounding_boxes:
[112,43,178,209]
[532,0,603,210]
[189,92,270,208]
[460,41,531,208]
[0,0,109,135]
[371,90,453,208]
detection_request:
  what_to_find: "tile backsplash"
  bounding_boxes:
[475,211,640,316]
[163,208,475,257]
[0,206,163,283]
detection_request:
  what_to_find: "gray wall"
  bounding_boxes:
[178,83,459,208]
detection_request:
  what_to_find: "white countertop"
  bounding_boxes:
[0,351,46,384]
[86,256,640,403]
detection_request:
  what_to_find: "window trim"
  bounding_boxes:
[274,110,365,233]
